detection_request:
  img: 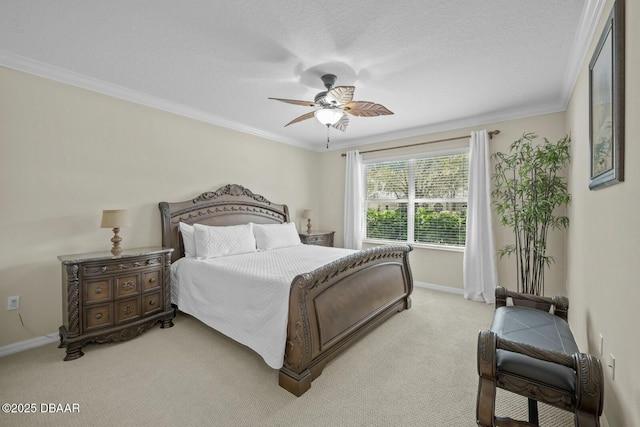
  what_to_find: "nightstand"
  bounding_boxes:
[58,247,174,361]
[298,230,335,247]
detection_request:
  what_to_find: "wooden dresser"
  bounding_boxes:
[58,247,174,361]
[298,230,335,247]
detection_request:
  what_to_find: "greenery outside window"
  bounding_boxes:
[364,149,469,248]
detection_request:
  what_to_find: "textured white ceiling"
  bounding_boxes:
[0,1,603,151]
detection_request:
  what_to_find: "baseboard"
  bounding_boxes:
[414,281,464,295]
[0,283,464,357]
[0,332,59,357]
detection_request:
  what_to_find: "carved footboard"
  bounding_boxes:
[279,244,413,396]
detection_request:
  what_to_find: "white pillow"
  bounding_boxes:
[179,222,196,258]
[253,222,301,251]
[193,223,256,259]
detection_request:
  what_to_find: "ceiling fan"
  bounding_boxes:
[269,74,393,147]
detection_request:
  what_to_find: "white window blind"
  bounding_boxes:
[364,150,469,247]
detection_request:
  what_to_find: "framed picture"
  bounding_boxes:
[589,0,625,190]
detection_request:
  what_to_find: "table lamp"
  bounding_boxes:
[101,209,129,256]
[302,209,312,234]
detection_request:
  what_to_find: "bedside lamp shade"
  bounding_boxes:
[101,209,129,256]
[302,209,312,234]
[101,209,129,228]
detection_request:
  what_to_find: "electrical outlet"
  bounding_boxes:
[7,296,20,310]
[608,353,616,380]
[599,333,604,357]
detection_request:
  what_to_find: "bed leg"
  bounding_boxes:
[279,368,312,397]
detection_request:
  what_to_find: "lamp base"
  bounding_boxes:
[306,219,312,234]
[111,227,122,257]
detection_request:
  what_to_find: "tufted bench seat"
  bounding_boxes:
[476,286,604,427]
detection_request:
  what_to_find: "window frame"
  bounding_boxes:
[362,147,469,251]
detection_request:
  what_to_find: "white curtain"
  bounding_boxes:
[463,130,498,303]
[344,150,363,250]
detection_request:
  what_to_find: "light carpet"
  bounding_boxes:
[0,288,574,426]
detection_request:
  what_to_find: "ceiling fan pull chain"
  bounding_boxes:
[326,124,331,149]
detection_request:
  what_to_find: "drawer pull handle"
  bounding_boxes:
[101,266,108,273]
[121,281,135,291]
[149,299,156,306]
[133,262,141,267]
[95,313,103,320]
[95,288,103,294]
[148,278,157,283]
[118,264,126,269]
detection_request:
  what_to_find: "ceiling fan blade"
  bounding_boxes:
[284,111,316,127]
[325,86,354,105]
[269,97,318,107]
[343,101,394,117]
[332,114,349,132]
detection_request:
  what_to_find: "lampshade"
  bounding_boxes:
[314,108,343,126]
[100,209,129,228]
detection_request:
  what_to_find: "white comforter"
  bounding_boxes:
[171,244,356,368]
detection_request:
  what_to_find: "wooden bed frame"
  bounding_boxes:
[158,184,413,396]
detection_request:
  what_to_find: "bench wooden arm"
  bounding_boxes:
[477,330,604,425]
[495,286,569,321]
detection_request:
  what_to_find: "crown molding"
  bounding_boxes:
[0,48,581,154]
[0,50,317,152]
[326,101,566,152]
[2,0,605,156]
[559,0,608,108]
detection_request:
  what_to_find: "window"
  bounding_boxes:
[364,149,469,248]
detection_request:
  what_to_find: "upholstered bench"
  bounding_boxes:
[476,286,604,426]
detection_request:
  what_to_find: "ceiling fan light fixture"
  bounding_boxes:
[314,108,343,126]
[270,73,393,139]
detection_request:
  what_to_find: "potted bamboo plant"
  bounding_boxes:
[492,132,571,296]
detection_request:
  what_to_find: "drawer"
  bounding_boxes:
[115,275,139,298]
[115,297,141,324]
[83,256,163,277]
[142,292,162,316]
[305,234,334,247]
[325,235,334,246]
[142,270,160,291]
[84,303,113,331]
[84,279,112,303]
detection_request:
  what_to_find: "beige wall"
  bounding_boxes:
[0,67,320,347]
[318,112,568,295]
[0,66,570,349]
[565,0,640,425]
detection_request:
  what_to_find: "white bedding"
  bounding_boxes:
[170,244,356,368]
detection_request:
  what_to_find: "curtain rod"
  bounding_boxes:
[340,130,501,157]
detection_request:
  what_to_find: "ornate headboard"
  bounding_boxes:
[158,184,290,262]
